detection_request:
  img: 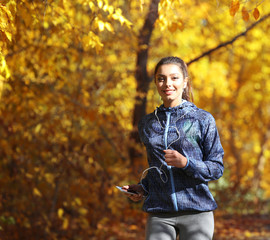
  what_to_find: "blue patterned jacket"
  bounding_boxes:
[138,100,224,213]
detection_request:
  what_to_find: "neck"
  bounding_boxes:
[163,99,182,108]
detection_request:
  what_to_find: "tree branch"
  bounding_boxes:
[187,13,270,66]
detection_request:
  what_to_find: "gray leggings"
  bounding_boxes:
[146,211,214,240]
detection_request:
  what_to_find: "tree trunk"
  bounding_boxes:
[129,0,160,168]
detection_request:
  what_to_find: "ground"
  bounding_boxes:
[107,212,270,240]
[214,214,270,240]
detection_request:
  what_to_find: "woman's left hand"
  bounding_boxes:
[164,149,187,168]
[122,184,144,202]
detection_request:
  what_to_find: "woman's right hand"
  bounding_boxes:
[122,184,145,202]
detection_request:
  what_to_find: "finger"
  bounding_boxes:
[165,158,177,164]
[164,153,173,158]
[164,151,177,158]
[165,155,176,161]
[165,159,172,165]
[163,149,175,154]
[130,194,142,202]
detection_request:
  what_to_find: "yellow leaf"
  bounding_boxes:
[229,0,240,17]
[107,5,114,14]
[253,8,260,20]
[168,22,178,33]
[20,6,32,27]
[58,208,64,218]
[0,4,14,39]
[44,173,54,184]
[33,188,42,197]
[98,20,105,31]
[78,207,88,215]
[35,124,42,133]
[244,230,252,237]
[5,31,12,41]
[140,0,144,11]
[111,8,132,28]
[62,218,69,229]
[88,2,96,11]
[75,198,82,206]
[168,21,184,33]
[105,22,114,32]
[129,224,138,230]
[97,0,103,8]
[82,32,104,51]
[43,21,49,29]
[242,7,249,22]
[26,173,33,179]
[0,55,10,79]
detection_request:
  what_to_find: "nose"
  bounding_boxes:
[165,78,172,87]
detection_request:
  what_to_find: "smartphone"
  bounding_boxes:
[116,186,138,196]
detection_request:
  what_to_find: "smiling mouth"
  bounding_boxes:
[163,89,175,95]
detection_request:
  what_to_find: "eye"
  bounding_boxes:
[157,77,165,82]
[172,77,179,80]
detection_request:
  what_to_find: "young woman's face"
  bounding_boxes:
[155,64,188,108]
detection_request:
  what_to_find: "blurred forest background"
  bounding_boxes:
[1,0,270,239]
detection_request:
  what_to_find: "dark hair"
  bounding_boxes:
[154,56,193,102]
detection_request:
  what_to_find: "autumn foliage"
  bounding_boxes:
[1,0,270,239]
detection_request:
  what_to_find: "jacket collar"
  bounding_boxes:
[156,100,197,118]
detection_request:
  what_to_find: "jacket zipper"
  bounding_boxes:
[164,111,178,211]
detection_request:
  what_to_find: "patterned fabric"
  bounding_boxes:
[138,100,224,213]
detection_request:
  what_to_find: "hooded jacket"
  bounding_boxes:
[138,100,224,213]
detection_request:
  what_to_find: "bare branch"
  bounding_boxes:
[187,13,270,66]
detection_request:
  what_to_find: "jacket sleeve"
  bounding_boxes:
[139,174,149,195]
[182,114,224,182]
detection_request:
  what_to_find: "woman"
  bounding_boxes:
[122,56,224,240]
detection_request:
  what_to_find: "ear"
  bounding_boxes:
[183,77,188,89]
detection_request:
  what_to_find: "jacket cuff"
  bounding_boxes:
[182,156,190,170]
[182,157,197,177]
[138,183,148,196]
